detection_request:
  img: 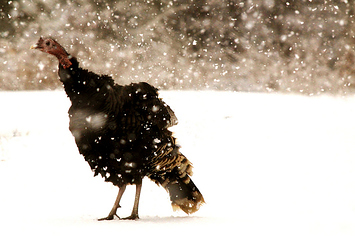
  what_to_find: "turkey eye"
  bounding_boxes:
[45,41,50,46]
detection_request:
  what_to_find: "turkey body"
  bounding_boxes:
[59,57,203,217]
[32,37,204,220]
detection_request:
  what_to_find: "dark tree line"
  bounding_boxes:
[1,0,355,95]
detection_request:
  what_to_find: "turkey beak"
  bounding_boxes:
[30,44,38,49]
[31,37,45,50]
[30,41,42,50]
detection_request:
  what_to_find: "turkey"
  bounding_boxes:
[31,37,204,220]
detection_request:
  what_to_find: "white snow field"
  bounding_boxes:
[1,90,355,236]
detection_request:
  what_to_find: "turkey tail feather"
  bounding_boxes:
[148,138,204,214]
[167,176,205,214]
[162,154,205,214]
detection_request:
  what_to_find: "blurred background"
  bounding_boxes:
[1,0,354,95]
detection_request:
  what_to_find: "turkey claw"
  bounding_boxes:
[122,214,139,220]
[98,214,120,221]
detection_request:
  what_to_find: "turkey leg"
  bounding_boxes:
[122,183,142,220]
[98,184,127,221]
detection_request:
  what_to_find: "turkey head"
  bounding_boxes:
[31,37,72,69]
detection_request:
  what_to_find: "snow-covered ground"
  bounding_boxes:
[1,90,355,236]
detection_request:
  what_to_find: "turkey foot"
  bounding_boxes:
[98,213,120,221]
[122,183,142,220]
[121,214,139,220]
[98,185,126,221]
[120,183,142,220]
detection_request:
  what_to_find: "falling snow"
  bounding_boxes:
[0,0,354,94]
[1,0,355,234]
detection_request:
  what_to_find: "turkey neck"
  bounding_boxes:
[59,55,72,69]
[55,51,72,69]
[58,56,81,93]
